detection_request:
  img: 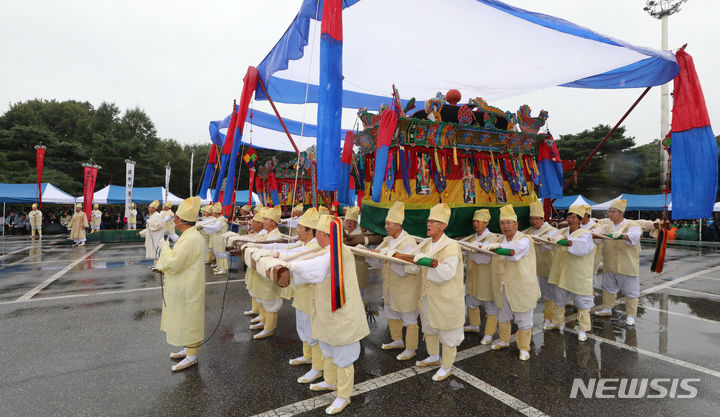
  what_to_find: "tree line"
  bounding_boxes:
[0,99,717,202]
[0,99,291,199]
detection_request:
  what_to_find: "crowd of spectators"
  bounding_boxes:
[2,206,146,235]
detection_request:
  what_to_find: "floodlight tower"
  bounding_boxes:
[643,0,687,188]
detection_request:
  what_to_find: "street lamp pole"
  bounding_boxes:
[643,0,687,190]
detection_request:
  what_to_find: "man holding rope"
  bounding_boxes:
[156,196,205,372]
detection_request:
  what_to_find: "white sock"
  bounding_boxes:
[421,354,440,363]
[301,369,322,380]
[330,397,348,409]
[436,367,451,376]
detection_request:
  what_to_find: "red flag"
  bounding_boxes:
[35,145,46,208]
[83,164,100,222]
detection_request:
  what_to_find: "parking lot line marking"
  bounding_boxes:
[563,328,720,379]
[1,256,147,268]
[1,279,243,306]
[453,368,549,416]
[641,264,720,296]
[0,245,32,258]
[14,244,105,302]
[641,305,720,324]
[6,253,42,266]
[659,287,720,299]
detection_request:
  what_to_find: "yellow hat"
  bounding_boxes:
[212,202,222,214]
[385,201,405,224]
[76,203,83,209]
[293,204,304,213]
[583,204,592,216]
[316,214,334,234]
[345,206,359,222]
[265,206,282,223]
[240,204,251,212]
[252,211,264,222]
[202,204,212,213]
[428,203,451,224]
[177,196,202,222]
[131,202,135,208]
[529,201,544,218]
[568,205,585,218]
[150,200,160,209]
[473,209,490,222]
[94,203,99,209]
[318,206,330,216]
[610,199,627,212]
[32,203,37,209]
[499,204,517,222]
[298,207,319,229]
[253,204,264,214]
[163,201,173,209]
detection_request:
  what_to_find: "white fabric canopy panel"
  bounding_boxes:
[258,0,678,109]
[41,183,77,204]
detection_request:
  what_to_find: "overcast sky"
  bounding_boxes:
[1,0,717,148]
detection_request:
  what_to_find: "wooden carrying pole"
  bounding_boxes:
[455,239,516,256]
[349,245,438,268]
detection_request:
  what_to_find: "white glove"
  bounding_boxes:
[413,252,428,262]
[168,233,179,242]
[355,244,367,250]
[196,224,203,230]
[385,248,399,257]
[163,215,172,223]
[481,243,501,251]
[611,231,623,239]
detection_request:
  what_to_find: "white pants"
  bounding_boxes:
[496,288,533,330]
[295,309,318,346]
[319,340,360,368]
[259,298,283,312]
[537,275,555,301]
[554,288,594,310]
[129,223,136,230]
[420,296,464,347]
[73,238,86,244]
[465,295,498,315]
[602,272,640,298]
[384,293,418,326]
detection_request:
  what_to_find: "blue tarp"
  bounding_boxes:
[594,193,672,212]
[102,185,167,205]
[551,195,596,210]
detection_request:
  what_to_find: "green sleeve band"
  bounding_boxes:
[416,257,436,267]
[493,248,514,256]
[556,239,571,246]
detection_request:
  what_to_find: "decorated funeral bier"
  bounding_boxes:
[354,89,556,237]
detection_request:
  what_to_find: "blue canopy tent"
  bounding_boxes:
[76,185,185,205]
[546,195,596,210]
[0,183,76,204]
[592,193,671,212]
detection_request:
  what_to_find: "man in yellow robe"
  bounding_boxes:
[412,203,465,381]
[157,196,206,372]
[248,208,325,383]
[139,200,167,266]
[202,203,228,275]
[488,204,540,361]
[90,204,102,233]
[285,214,370,415]
[580,205,606,289]
[161,201,176,240]
[344,206,369,294]
[196,205,215,265]
[463,209,502,345]
[225,209,268,318]
[363,202,422,361]
[128,203,137,230]
[69,203,89,246]
[595,199,643,326]
[28,203,43,238]
[521,201,558,330]
[546,205,596,341]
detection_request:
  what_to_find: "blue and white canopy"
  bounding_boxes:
[74,185,184,205]
[255,0,679,108]
[0,183,76,204]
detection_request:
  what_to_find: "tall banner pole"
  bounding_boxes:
[35,144,46,208]
[165,163,171,204]
[189,150,194,197]
[124,159,135,224]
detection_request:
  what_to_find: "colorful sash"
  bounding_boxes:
[329,217,346,311]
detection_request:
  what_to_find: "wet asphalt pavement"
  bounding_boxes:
[1,234,720,417]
